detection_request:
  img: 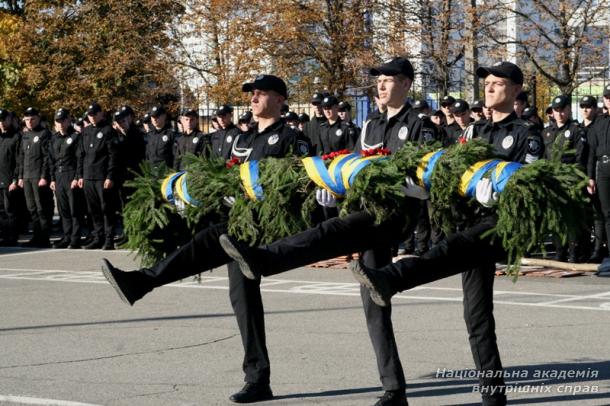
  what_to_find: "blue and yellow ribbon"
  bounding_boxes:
[174,173,200,206]
[416,150,445,190]
[161,171,185,204]
[302,156,343,196]
[458,159,501,197]
[491,161,522,193]
[328,153,361,195]
[240,161,264,201]
[341,155,388,190]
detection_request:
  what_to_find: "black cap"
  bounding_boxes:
[338,101,351,112]
[142,113,151,124]
[432,110,445,117]
[413,100,429,110]
[216,104,233,116]
[285,111,299,121]
[0,109,9,120]
[321,95,339,108]
[440,95,456,107]
[545,104,553,115]
[150,105,167,118]
[450,99,470,114]
[516,91,528,103]
[580,95,598,108]
[54,108,69,121]
[522,107,537,119]
[24,107,40,117]
[471,100,484,110]
[238,111,253,123]
[114,105,133,121]
[551,95,571,109]
[370,57,415,80]
[298,112,310,123]
[603,85,610,98]
[75,118,84,127]
[311,92,329,106]
[242,74,288,99]
[476,61,524,85]
[180,108,198,117]
[86,102,102,116]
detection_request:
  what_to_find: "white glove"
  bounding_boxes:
[222,196,236,207]
[475,178,498,208]
[402,176,429,200]
[315,189,337,207]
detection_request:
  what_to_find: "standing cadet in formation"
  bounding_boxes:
[297,112,309,132]
[514,90,529,117]
[0,108,20,246]
[78,102,119,250]
[283,111,300,131]
[337,100,362,141]
[49,108,83,249]
[101,74,311,404]
[145,105,175,168]
[470,99,486,122]
[302,92,328,153]
[237,111,253,134]
[444,99,472,145]
[18,107,53,248]
[210,105,239,159]
[174,108,206,171]
[318,95,357,154]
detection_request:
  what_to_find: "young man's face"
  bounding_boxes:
[88,111,105,126]
[338,110,350,121]
[251,89,284,118]
[580,106,597,121]
[453,110,471,128]
[514,99,527,116]
[24,115,40,130]
[471,109,485,121]
[54,118,70,133]
[0,117,10,132]
[151,114,166,129]
[323,105,339,121]
[180,115,198,132]
[376,74,410,107]
[552,106,571,125]
[603,96,610,111]
[484,75,521,110]
[312,103,323,117]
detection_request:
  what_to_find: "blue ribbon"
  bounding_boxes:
[464,160,501,198]
[491,161,522,193]
[422,150,445,191]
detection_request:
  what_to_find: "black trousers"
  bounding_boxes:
[370,215,507,405]
[23,178,53,241]
[596,161,610,253]
[83,180,116,242]
[55,172,83,244]
[0,187,18,242]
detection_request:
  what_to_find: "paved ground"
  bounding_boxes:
[0,247,609,406]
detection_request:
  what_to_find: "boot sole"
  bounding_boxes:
[219,235,259,280]
[101,259,135,306]
[349,261,389,307]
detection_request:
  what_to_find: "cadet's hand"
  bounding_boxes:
[70,180,78,189]
[103,179,113,189]
[50,181,56,192]
[77,178,84,188]
[402,176,429,200]
[475,178,498,208]
[17,179,23,188]
[315,189,337,207]
[587,179,596,195]
[8,183,17,192]
[38,178,47,187]
[222,196,236,207]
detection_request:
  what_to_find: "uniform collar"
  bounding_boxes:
[492,111,518,128]
[380,102,412,124]
[255,118,283,136]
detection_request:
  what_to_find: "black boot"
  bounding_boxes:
[101,259,154,305]
[372,390,408,406]
[219,234,261,280]
[229,383,273,403]
[350,260,395,307]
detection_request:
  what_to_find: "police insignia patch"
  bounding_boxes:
[96,132,103,139]
[398,126,409,140]
[33,136,39,143]
[298,140,309,155]
[193,137,199,144]
[267,134,279,145]
[335,129,343,136]
[501,135,514,149]
[162,135,168,142]
[564,130,571,138]
[226,136,233,143]
[66,138,73,145]
[528,138,541,154]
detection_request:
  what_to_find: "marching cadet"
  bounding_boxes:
[210,105,239,159]
[146,105,175,168]
[317,95,356,154]
[174,108,206,171]
[470,99,486,122]
[101,74,310,404]
[18,107,53,248]
[77,102,119,250]
[0,108,20,246]
[514,90,529,117]
[49,108,83,249]
[580,96,606,262]
[302,92,329,149]
[337,101,361,144]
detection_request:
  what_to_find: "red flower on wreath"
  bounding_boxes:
[360,147,391,157]
[226,157,240,169]
[321,149,352,160]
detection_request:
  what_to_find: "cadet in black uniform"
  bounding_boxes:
[297,112,309,132]
[237,111,253,133]
[283,111,300,131]
[542,95,587,165]
[113,105,146,205]
[209,105,239,159]
[174,108,206,170]
[302,92,329,151]
[49,109,83,249]
[337,101,361,145]
[0,108,20,245]
[78,102,119,250]
[514,90,529,117]
[471,99,486,122]
[18,107,53,248]
[145,105,175,168]
[101,74,310,404]
[444,99,472,145]
[317,95,357,154]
